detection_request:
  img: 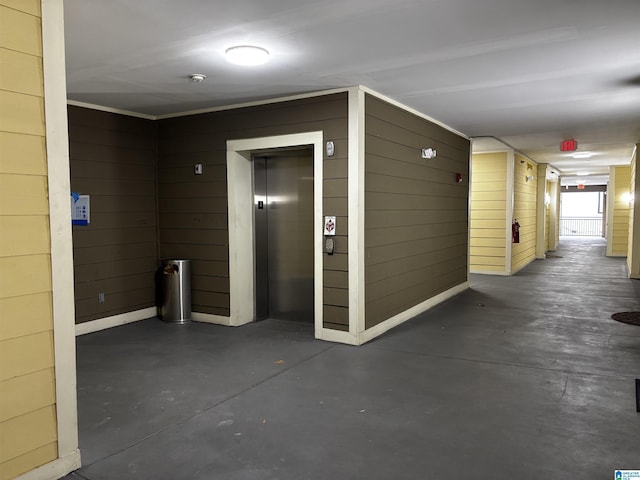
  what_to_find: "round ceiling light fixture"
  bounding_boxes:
[572,152,593,159]
[189,73,207,83]
[225,45,270,66]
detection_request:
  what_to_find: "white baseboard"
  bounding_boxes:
[469,269,510,276]
[15,449,81,480]
[359,282,470,345]
[191,312,234,326]
[75,307,156,336]
[316,328,359,345]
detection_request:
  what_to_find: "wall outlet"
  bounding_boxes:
[98,292,105,303]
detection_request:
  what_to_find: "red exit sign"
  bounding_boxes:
[561,139,578,152]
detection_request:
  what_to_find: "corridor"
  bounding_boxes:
[66,238,640,480]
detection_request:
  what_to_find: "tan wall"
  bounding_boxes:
[611,165,631,256]
[0,1,59,478]
[469,152,508,273]
[512,155,538,272]
[68,106,158,324]
[364,94,470,328]
[157,93,349,330]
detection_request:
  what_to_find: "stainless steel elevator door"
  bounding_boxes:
[254,148,314,322]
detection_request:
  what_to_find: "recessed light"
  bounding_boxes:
[572,152,592,159]
[225,45,270,66]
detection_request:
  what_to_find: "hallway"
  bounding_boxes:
[66,238,640,480]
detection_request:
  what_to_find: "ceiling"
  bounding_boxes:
[63,0,640,185]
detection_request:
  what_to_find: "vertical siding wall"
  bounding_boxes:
[512,155,538,272]
[469,152,508,273]
[364,95,470,329]
[68,106,158,324]
[611,165,630,256]
[157,94,349,329]
[0,1,58,478]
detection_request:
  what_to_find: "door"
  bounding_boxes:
[254,148,314,322]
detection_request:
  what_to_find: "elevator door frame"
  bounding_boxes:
[226,132,323,337]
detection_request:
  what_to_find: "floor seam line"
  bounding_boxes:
[365,344,638,380]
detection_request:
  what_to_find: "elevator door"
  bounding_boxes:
[254,148,314,322]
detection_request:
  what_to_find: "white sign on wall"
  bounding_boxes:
[323,216,336,236]
[71,193,90,226]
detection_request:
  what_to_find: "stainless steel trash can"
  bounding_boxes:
[160,259,191,323]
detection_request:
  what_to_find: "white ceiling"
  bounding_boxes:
[63,0,640,183]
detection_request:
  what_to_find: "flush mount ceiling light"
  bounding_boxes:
[225,45,270,66]
[572,152,593,159]
[189,73,206,83]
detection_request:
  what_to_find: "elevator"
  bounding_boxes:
[253,147,314,322]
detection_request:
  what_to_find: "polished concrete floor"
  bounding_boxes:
[65,238,640,480]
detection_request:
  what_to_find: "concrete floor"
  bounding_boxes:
[65,238,640,480]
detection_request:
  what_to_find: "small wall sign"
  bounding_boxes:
[71,193,90,226]
[323,216,336,236]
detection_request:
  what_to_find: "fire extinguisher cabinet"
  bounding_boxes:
[160,259,191,324]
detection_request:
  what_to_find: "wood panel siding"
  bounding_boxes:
[512,155,538,272]
[470,152,508,273]
[611,166,631,256]
[68,106,158,324]
[364,94,469,329]
[157,94,349,328]
[0,1,58,477]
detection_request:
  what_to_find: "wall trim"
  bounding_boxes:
[66,100,156,120]
[505,151,515,275]
[359,282,469,345]
[317,328,359,346]
[469,269,510,276]
[192,312,233,326]
[14,450,81,480]
[67,85,467,147]
[75,307,156,336]
[157,88,351,120]
[606,166,616,256]
[42,0,79,476]
[348,87,366,338]
[359,85,468,140]
[536,164,548,259]
[226,132,324,333]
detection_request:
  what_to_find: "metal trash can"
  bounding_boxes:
[160,259,191,323]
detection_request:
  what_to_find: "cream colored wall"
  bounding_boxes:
[610,166,631,256]
[470,152,508,273]
[512,154,538,272]
[0,1,59,478]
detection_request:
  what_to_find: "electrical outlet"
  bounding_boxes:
[98,292,105,303]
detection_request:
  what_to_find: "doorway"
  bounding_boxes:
[226,132,324,334]
[253,148,314,322]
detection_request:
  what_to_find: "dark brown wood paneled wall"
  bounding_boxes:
[364,94,470,329]
[157,93,349,330]
[68,106,158,324]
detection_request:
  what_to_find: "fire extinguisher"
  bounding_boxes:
[512,219,520,244]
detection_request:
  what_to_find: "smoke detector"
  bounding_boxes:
[189,73,207,83]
